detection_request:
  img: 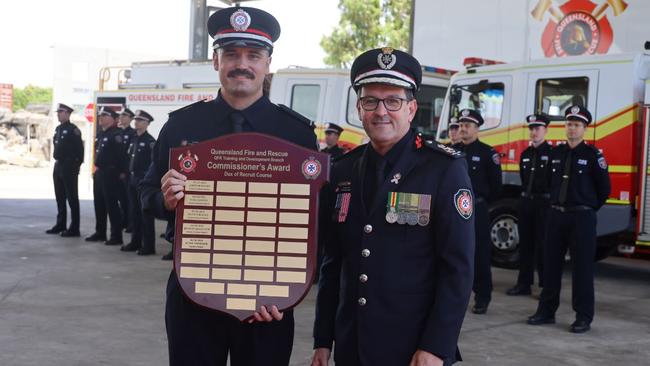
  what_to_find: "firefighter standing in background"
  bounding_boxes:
[86,107,127,246]
[120,110,157,255]
[47,103,84,237]
[507,114,552,296]
[447,117,461,146]
[320,122,345,159]
[527,105,610,333]
[118,107,136,233]
[453,108,502,314]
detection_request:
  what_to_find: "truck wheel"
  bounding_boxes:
[489,199,520,269]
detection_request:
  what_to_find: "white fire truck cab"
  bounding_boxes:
[436,46,650,267]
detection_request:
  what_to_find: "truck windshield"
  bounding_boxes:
[441,81,505,139]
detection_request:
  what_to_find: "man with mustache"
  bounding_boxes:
[138,6,316,366]
[312,48,474,366]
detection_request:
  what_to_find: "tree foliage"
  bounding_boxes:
[321,0,412,68]
[12,85,53,111]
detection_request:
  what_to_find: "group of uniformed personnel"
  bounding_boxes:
[48,102,159,256]
[449,103,610,334]
[46,4,612,365]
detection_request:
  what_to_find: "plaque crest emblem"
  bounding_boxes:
[531,0,628,58]
[230,9,251,31]
[377,47,397,70]
[454,189,473,220]
[171,133,329,321]
[301,157,322,180]
[178,150,199,173]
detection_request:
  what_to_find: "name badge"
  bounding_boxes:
[541,155,549,161]
[522,158,530,162]
[578,159,588,165]
[472,156,481,162]
[139,142,146,146]
[552,159,561,164]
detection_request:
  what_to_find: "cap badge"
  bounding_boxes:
[528,115,536,122]
[230,9,251,31]
[462,109,470,117]
[377,47,397,70]
[571,106,580,114]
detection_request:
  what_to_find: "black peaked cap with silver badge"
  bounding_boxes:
[98,106,119,119]
[134,109,154,123]
[56,103,74,113]
[565,105,592,125]
[457,108,484,126]
[526,113,550,127]
[208,7,280,54]
[350,47,422,91]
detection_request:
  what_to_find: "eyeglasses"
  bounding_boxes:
[358,96,410,111]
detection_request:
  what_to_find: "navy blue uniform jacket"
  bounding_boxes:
[314,133,475,365]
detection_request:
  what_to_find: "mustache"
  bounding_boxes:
[227,69,255,79]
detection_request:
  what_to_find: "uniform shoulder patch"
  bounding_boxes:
[423,140,462,158]
[168,99,211,117]
[278,104,314,129]
[454,189,473,220]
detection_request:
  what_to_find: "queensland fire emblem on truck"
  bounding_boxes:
[531,0,628,57]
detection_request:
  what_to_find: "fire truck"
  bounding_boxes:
[93,61,453,150]
[436,45,650,267]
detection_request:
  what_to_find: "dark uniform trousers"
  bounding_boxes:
[52,121,83,232]
[94,126,126,241]
[453,139,502,304]
[517,197,548,287]
[128,131,156,251]
[119,127,136,230]
[536,141,610,323]
[315,132,474,365]
[138,94,317,366]
[516,141,552,288]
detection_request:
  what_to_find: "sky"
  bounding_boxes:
[0,0,341,88]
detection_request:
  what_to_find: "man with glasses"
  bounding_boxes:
[453,108,502,315]
[313,47,474,366]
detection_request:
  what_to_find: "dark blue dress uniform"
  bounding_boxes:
[314,131,474,365]
[118,112,136,232]
[94,108,128,244]
[452,109,502,312]
[121,110,157,255]
[314,47,474,366]
[530,105,611,333]
[510,114,552,294]
[49,103,84,236]
[138,92,316,366]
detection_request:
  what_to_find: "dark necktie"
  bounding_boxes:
[558,149,573,204]
[231,111,246,133]
[525,148,538,196]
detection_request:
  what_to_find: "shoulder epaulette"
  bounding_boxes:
[424,140,463,158]
[169,99,211,117]
[278,104,314,129]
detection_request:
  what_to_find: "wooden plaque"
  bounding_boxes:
[171,133,329,321]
